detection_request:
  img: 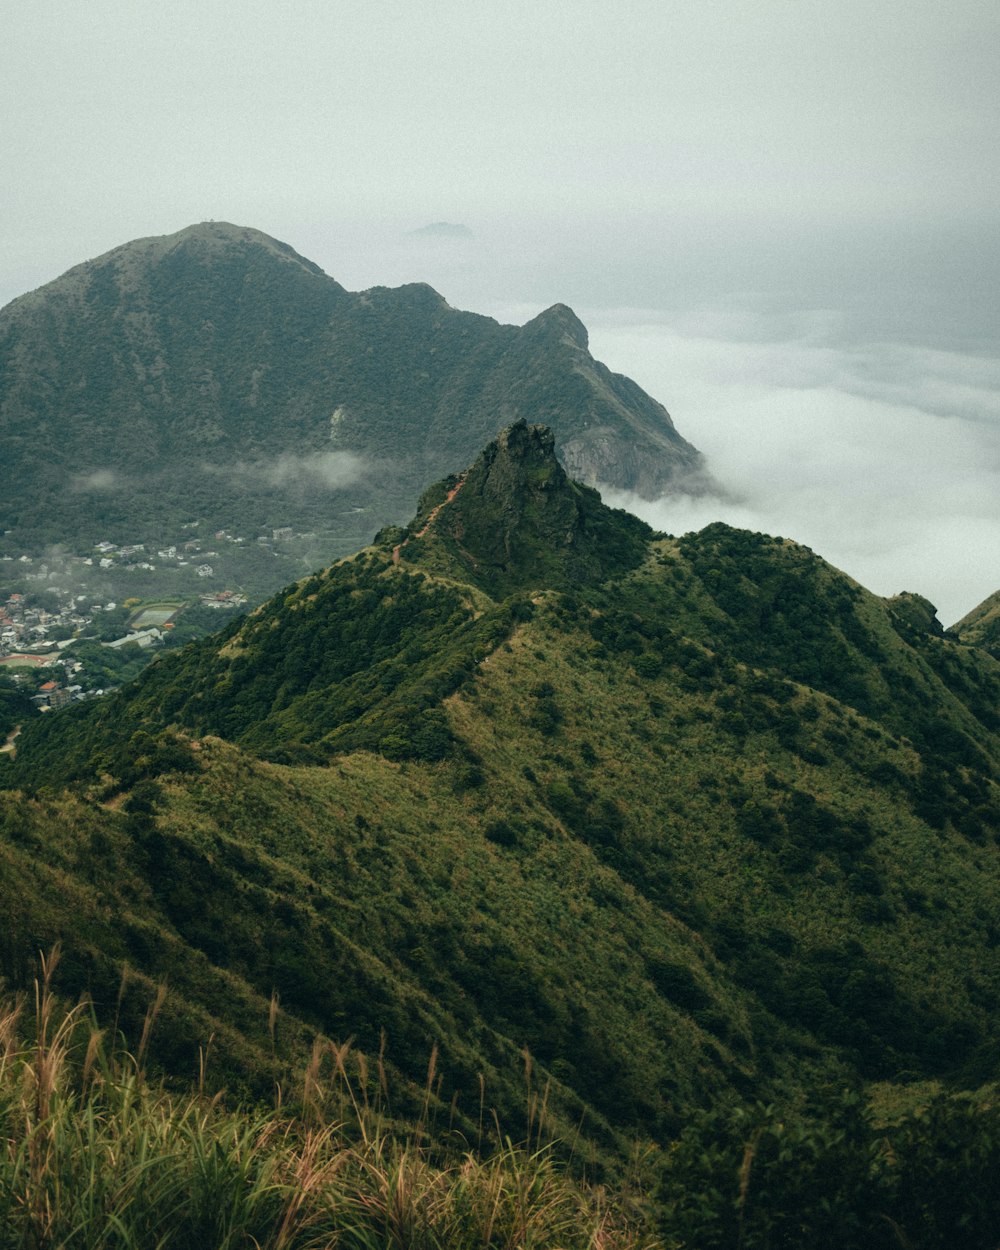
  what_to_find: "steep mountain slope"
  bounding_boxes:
[4,423,1000,1172]
[955,589,1000,659]
[0,222,702,570]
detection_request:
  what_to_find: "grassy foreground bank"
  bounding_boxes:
[4,958,1000,1248]
[0,957,653,1250]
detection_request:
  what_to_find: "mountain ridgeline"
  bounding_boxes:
[5,422,1000,1200]
[0,222,703,568]
[955,588,1000,659]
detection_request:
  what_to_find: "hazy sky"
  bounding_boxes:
[3,1,998,620]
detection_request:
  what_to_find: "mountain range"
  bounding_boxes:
[0,222,703,577]
[4,225,1000,1237]
[5,422,1000,1185]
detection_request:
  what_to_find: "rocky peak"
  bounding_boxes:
[887,592,944,636]
[468,420,568,502]
[522,303,590,351]
[398,421,651,595]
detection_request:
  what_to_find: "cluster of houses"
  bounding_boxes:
[33,678,79,710]
[0,575,246,712]
[12,533,256,579]
[0,590,109,707]
[92,538,218,577]
[0,591,90,652]
[0,523,273,712]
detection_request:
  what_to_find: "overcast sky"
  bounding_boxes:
[2,1,998,621]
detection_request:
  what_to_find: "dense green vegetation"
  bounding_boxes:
[956,587,1000,660]
[0,221,700,597]
[4,423,1000,1237]
[0,675,33,737]
[0,965,650,1250]
[68,639,158,692]
[660,1085,1000,1248]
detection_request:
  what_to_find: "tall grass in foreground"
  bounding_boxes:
[0,956,656,1250]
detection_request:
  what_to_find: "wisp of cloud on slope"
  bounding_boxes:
[211,451,368,492]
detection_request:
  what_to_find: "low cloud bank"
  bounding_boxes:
[588,311,1000,627]
[70,469,119,492]
[220,451,368,492]
[257,450,367,491]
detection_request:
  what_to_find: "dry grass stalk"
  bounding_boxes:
[0,970,655,1250]
[0,995,24,1080]
[197,1030,215,1098]
[736,1126,764,1250]
[302,1035,325,1126]
[136,980,167,1069]
[268,988,280,1054]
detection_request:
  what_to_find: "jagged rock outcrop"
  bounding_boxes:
[398,420,651,594]
[886,592,944,636]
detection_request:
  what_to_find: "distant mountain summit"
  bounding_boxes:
[0,221,703,572]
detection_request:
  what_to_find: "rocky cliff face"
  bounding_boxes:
[497,303,702,497]
[399,421,652,594]
[886,592,944,636]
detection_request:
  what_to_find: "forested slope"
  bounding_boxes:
[4,424,1000,1189]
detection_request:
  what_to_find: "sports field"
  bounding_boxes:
[128,602,184,629]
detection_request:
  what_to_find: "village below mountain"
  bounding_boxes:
[0,519,286,705]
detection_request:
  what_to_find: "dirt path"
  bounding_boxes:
[393,475,467,565]
[0,724,21,756]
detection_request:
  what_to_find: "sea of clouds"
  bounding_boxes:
[582,308,1000,628]
[354,223,999,629]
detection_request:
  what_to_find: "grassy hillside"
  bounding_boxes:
[4,425,1000,1209]
[0,967,653,1250]
[955,588,1000,659]
[7,974,997,1249]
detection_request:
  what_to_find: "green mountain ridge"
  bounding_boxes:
[955,588,1000,658]
[0,222,703,589]
[4,423,1000,1181]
